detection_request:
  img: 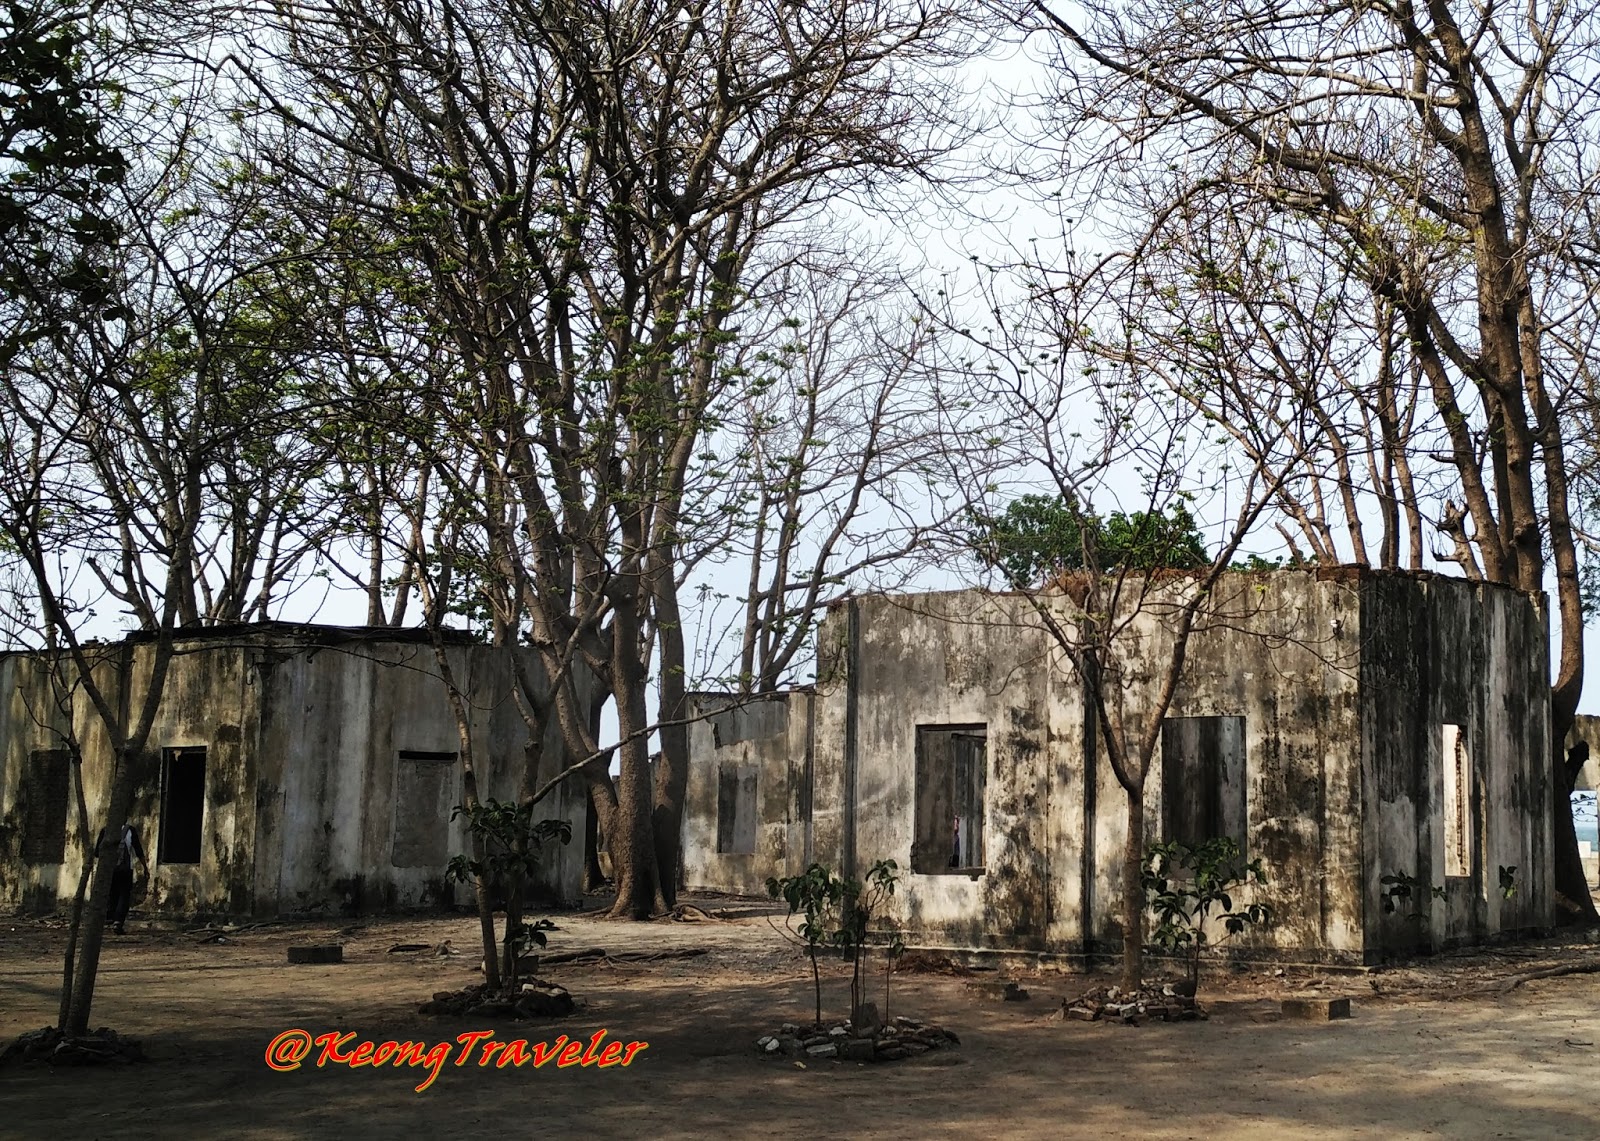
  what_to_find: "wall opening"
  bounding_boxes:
[913,724,987,874]
[1160,716,1247,851]
[1443,723,1472,878]
[392,751,456,868]
[715,764,758,855]
[20,748,71,865]
[710,698,788,747]
[158,746,207,865]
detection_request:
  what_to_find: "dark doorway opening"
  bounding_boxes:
[159,746,207,864]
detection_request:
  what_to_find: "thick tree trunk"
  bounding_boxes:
[1553,709,1599,923]
[607,601,660,919]
[1121,785,1145,993]
[1552,789,1594,923]
[606,752,658,919]
[650,566,690,911]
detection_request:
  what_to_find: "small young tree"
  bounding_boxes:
[767,863,846,1029]
[446,802,572,995]
[1141,838,1270,994]
[833,859,900,1026]
[942,262,1292,992]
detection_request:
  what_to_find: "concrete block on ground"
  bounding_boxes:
[1281,996,1351,1021]
[287,944,343,965]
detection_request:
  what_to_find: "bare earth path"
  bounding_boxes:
[2,901,1598,1139]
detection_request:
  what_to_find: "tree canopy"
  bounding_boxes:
[969,495,1209,588]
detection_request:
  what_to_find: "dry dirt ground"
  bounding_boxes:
[4,897,1600,1140]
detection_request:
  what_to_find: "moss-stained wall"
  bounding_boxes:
[1,627,588,918]
[680,691,813,896]
[1359,575,1551,959]
[682,570,1552,964]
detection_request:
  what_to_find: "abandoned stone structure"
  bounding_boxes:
[0,624,587,918]
[683,570,1555,964]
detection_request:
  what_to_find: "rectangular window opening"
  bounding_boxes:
[913,724,987,874]
[158,746,207,865]
[1160,716,1247,852]
[21,748,71,865]
[392,750,456,868]
[1443,724,1472,878]
[715,764,758,855]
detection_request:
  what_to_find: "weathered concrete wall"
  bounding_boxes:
[248,635,588,915]
[1,628,588,919]
[1073,573,1366,964]
[675,572,1551,964]
[1359,575,1551,960]
[800,579,1367,962]
[680,691,813,896]
[746,570,1550,965]
[0,640,259,917]
[0,651,90,914]
[812,591,1072,954]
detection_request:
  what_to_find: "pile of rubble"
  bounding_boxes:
[1061,983,1206,1024]
[755,1012,959,1063]
[419,979,576,1019]
[1,1026,147,1067]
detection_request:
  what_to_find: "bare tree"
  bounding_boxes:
[938,258,1296,989]
[0,16,333,1032]
[1020,0,1600,918]
[238,0,981,916]
[684,253,998,695]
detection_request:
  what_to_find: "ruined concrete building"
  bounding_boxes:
[0,624,586,918]
[683,570,1554,964]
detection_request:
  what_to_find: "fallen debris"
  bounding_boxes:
[892,951,975,977]
[420,981,577,1019]
[540,947,708,966]
[1,1026,147,1067]
[965,979,1030,1002]
[754,1015,960,1064]
[387,943,431,953]
[1497,957,1600,993]
[670,904,721,922]
[1059,983,1206,1025]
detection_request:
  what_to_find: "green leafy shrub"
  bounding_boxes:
[1142,837,1270,992]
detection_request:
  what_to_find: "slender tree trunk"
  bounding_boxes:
[65,747,139,1035]
[608,599,660,919]
[1121,784,1145,993]
[58,746,93,1027]
[429,640,502,993]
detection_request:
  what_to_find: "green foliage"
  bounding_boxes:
[0,0,129,360]
[445,799,572,890]
[447,800,571,989]
[768,862,846,1027]
[1378,870,1446,920]
[1142,838,1270,988]
[968,494,1208,588]
[769,859,901,1027]
[834,859,900,1024]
